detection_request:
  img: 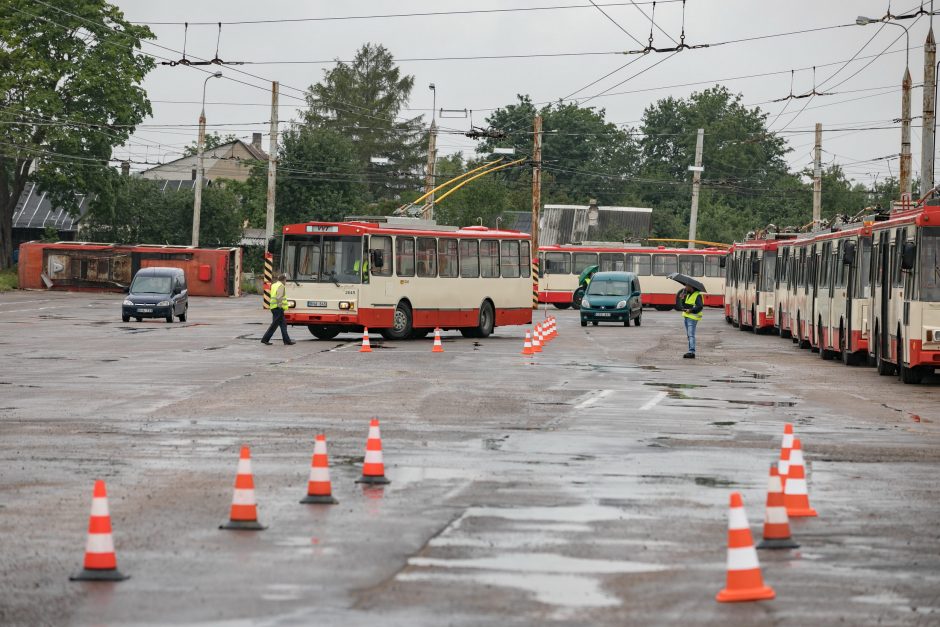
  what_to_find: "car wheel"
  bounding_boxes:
[308,325,341,340]
[623,319,630,327]
[580,320,587,327]
[591,321,598,326]
[379,302,413,340]
[552,303,571,310]
[122,314,130,323]
[165,311,173,323]
[135,317,142,322]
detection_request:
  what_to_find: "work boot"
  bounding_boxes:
[261,340,273,345]
[285,340,296,345]
[683,352,695,359]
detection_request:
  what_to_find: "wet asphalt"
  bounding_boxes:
[0,291,938,626]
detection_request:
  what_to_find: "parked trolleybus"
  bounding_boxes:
[724,236,791,333]
[725,200,940,383]
[274,218,533,340]
[538,244,727,310]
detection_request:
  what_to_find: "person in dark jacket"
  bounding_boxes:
[675,287,704,358]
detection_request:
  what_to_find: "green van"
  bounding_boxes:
[579,271,643,327]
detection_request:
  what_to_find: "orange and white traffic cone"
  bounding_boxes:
[777,423,795,489]
[220,446,266,530]
[532,325,543,353]
[300,435,339,505]
[521,331,534,356]
[757,464,799,550]
[360,328,372,353]
[356,418,390,485]
[716,492,775,603]
[432,328,444,353]
[784,438,818,517]
[548,317,556,340]
[70,480,129,581]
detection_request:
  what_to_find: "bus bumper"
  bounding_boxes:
[909,340,940,368]
[285,307,394,328]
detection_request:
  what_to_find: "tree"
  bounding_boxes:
[182,132,238,157]
[0,0,154,268]
[303,44,425,202]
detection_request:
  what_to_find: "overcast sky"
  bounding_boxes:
[113,0,936,189]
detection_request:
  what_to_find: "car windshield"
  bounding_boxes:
[283,234,363,284]
[131,276,172,294]
[587,280,630,296]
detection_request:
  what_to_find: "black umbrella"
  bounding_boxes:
[667,272,706,293]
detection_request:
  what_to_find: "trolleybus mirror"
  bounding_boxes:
[370,249,385,269]
[719,256,726,268]
[751,259,760,275]
[901,241,916,271]
[842,240,857,265]
[267,237,281,255]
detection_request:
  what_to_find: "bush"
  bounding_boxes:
[0,267,19,292]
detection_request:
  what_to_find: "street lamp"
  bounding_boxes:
[425,83,438,219]
[857,16,912,196]
[192,71,223,247]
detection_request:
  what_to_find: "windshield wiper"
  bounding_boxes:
[327,270,340,287]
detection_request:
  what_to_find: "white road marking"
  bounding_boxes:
[574,389,613,410]
[639,391,668,411]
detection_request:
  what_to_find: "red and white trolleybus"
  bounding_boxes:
[538,244,727,309]
[274,218,533,340]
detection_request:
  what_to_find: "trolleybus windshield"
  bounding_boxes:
[921,227,940,301]
[283,235,363,284]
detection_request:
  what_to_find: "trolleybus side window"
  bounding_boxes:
[760,251,776,292]
[460,240,480,277]
[417,238,437,277]
[480,240,500,278]
[705,255,723,278]
[599,253,624,271]
[859,238,872,298]
[501,240,520,278]
[626,253,651,276]
[572,252,598,275]
[893,229,906,288]
[438,238,459,278]
[544,252,570,274]
[370,235,393,277]
[920,227,940,301]
[835,242,849,289]
[396,237,415,277]
[679,254,705,277]
[652,254,678,276]
[521,241,531,276]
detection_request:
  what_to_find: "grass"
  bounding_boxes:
[241,278,259,295]
[0,267,18,292]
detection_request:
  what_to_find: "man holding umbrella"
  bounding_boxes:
[669,272,705,359]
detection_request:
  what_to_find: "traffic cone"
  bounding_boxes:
[757,464,799,550]
[432,328,444,353]
[521,331,534,356]
[360,328,372,353]
[532,325,543,353]
[70,480,129,581]
[356,418,390,485]
[548,316,556,340]
[716,492,775,603]
[777,423,795,488]
[300,435,339,505]
[784,438,817,517]
[220,446,266,530]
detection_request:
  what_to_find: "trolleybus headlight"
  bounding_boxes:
[616,300,627,309]
[288,300,296,308]
[339,301,353,310]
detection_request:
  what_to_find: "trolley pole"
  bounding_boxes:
[531,115,542,310]
[813,123,822,225]
[265,81,279,248]
[687,128,704,246]
[922,27,936,195]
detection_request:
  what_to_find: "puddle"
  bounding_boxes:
[643,382,705,389]
[261,583,305,602]
[711,379,758,384]
[461,504,647,524]
[391,466,479,486]
[742,373,770,379]
[483,438,505,451]
[693,476,737,487]
[727,399,796,407]
[203,346,225,351]
[711,421,736,426]
[408,553,667,576]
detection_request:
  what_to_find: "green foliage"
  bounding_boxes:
[303,43,425,202]
[0,0,155,267]
[0,266,18,291]
[182,132,239,157]
[41,225,60,242]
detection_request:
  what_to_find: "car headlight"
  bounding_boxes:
[157,301,171,306]
[123,300,133,306]
[581,298,590,308]
[616,300,627,309]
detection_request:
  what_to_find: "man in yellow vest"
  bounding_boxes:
[262,273,295,345]
[676,286,703,359]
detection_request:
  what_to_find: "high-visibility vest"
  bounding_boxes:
[269,281,289,310]
[354,259,369,274]
[682,291,702,321]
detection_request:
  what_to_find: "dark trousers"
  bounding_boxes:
[262,308,291,343]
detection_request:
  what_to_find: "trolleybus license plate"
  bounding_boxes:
[307,300,328,307]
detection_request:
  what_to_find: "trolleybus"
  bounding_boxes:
[538,244,727,309]
[273,218,533,340]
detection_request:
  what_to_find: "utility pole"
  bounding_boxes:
[265,81,279,248]
[901,66,913,197]
[813,123,822,224]
[531,114,542,311]
[687,128,704,245]
[192,71,221,248]
[423,120,437,220]
[922,27,936,196]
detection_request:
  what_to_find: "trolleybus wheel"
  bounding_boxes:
[797,316,810,349]
[752,307,760,334]
[308,325,341,340]
[476,301,495,338]
[552,303,571,310]
[875,331,895,376]
[380,302,413,340]
[572,287,586,309]
[897,331,924,384]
